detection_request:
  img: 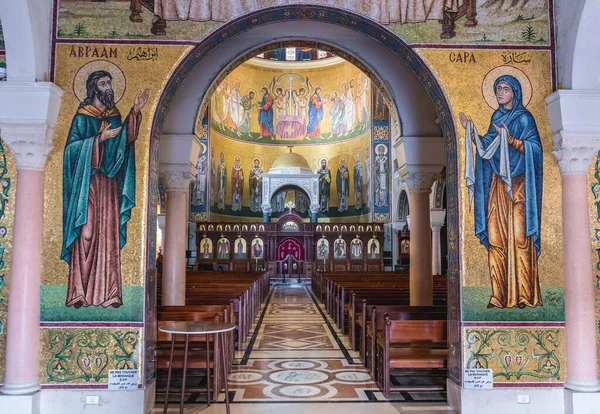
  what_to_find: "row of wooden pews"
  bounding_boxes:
[156,271,270,401]
[312,271,448,398]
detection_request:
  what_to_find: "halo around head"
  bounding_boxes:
[481,65,532,109]
[73,60,126,104]
[375,144,388,155]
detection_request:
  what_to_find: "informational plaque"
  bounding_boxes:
[463,369,493,389]
[108,369,139,390]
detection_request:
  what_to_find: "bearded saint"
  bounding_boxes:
[61,70,149,308]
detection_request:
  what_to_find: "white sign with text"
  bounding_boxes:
[463,369,493,389]
[108,369,139,390]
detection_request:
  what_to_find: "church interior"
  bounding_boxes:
[1,1,600,414]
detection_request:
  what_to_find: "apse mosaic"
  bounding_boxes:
[210,58,371,145]
[206,57,390,222]
[56,0,551,45]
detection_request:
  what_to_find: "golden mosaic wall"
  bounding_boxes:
[37,44,190,383]
[415,49,564,327]
[23,3,561,386]
[44,43,191,288]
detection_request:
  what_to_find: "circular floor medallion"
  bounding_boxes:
[228,372,263,382]
[335,371,372,381]
[281,361,317,369]
[278,385,322,397]
[269,370,329,384]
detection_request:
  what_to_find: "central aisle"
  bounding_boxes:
[155,283,453,413]
[228,283,377,401]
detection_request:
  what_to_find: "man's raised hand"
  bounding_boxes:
[134,89,150,114]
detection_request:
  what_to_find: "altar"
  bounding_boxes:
[275,115,307,139]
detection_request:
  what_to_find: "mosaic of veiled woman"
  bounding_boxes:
[460,74,543,309]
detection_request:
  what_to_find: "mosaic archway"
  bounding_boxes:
[148,5,461,383]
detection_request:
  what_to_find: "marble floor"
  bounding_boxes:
[153,283,454,413]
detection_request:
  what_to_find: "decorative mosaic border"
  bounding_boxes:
[463,326,565,385]
[40,327,142,386]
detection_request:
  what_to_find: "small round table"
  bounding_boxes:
[159,321,236,414]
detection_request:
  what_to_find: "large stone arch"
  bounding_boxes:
[149,5,461,383]
[556,0,600,89]
[0,0,51,81]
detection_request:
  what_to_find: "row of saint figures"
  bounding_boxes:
[197,235,381,261]
[191,146,389,214]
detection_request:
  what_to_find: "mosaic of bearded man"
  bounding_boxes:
[61,69,149,308]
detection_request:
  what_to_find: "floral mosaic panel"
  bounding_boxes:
[40,327,142,385]
[463,327,565,383]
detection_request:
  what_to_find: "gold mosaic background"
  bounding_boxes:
[463,326,565,383]
[416,49,563,289]
[42,44,191,287]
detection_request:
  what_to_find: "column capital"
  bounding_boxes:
[552,130,600,175]
[403,171,440,193]
[430,209,446,231]
[546,89,600,175]
[0,81,64,171]
[0,122,54,171]
[159,163,195,192]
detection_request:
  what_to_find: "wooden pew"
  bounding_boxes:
[364,306,446,375]
[376,318,448,398]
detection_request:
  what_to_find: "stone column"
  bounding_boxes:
[546,91,600,398]
[430,209,446,276]
[160,167,194,306]
[404,171,438,306]
[0,124,53,396]
[0,83,63,401]
[310,204,320,223]
[554,138,600,392]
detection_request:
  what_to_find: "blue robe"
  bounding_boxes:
[61,104,138,308]
[258,94,274,135]
[473,75,543,258]
[307,94,324,135]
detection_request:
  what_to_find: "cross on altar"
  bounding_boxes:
[287,145,294,153]
[285,200,296,213]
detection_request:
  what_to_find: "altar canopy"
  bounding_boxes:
[261,151,320,219]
